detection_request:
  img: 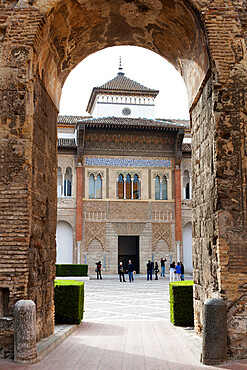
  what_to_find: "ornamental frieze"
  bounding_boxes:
[84,132,174,152]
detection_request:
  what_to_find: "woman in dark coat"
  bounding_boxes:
[154,262,159,280]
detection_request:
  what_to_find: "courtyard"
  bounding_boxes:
[1,276,246,369]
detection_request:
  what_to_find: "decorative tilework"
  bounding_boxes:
[85,157,171,168]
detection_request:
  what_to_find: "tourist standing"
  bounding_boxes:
[127,259,134,282]
[175,262,181,281]
[160,257,167,277]
[146,260,153,280]
[170,261,176,282]
[118,262,126,282]
[95,261,102,280]
[154,262,159,280]
[180,262,185,281]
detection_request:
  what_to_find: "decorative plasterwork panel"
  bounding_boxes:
[83,201,107,221]
[116,171,141,177]
[153,172,170,179]
[87,171,104,178]
[108,201,149,221]
[84,222,106,251]
[106,168,109,198]
[85,157,171,168]
[151,202,175,221]
[112,222,146,235]
[152,223,172,251]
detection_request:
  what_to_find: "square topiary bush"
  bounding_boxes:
[169,281,194,326]
[56,264,88,277]
[54,280,84,324]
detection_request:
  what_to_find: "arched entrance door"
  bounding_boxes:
[56,221,73,264]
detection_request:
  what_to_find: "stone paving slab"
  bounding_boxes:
[0,276,246,369]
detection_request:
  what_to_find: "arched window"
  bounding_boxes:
[118,174,124,199]
[155,176,160,200]
[133,174,140,199]
[64,167,72,197]
[126,174,131,199]
[183,170,190,199]
[57,167,62,197]
[161,176,168,200]
[95,174,102,199]
[89,174,95,199]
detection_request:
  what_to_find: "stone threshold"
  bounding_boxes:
[170,323,202,362]
[36,324,80,362]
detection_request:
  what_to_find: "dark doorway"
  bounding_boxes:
[118,236,139,273]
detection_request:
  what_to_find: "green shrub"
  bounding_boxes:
[56,264,88,277]
[169,281,194,326]
[54,280,84,324]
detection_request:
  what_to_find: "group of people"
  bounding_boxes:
[95,258,185,282]
[169,261,185,281]
[118,260,135,282]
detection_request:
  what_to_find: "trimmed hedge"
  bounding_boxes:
[169,281,194,326]
[56,264,88,277]
[54,280,84,324]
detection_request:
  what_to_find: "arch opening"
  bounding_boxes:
[36,0,210,110]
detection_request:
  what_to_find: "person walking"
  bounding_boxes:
[180,262,185,281]
[154,262,159,280]
[146,260,153,281]
[127,259,134,282]
[160,257,167,277]
[118,262,126,282]
[175,262,181,281]
[95,261,102,280]
[170,261,176,282]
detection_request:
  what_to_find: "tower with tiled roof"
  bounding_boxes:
[86,61,159,119]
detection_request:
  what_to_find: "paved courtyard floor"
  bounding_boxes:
[1,275,246,369]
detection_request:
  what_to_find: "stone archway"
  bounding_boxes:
[0,0,246,357]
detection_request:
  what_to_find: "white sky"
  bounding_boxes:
[60,45,190,120]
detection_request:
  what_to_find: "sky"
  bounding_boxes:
[59,45,190,120]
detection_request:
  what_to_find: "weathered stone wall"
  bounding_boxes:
[192,77,218,334]
[192,76,247,357]
[29,79,57,341]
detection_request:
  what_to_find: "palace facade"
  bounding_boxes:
[57,67,192,274]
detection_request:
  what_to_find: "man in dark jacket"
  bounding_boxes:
[160,257,167,277]
[127,259,134,282]
[147,260,153,281]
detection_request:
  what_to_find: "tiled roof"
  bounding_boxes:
[58,138,76,148]
[156,118,190,129]
[181,143,191,151]
[77,116,186,130]
[58,115,90,124]
[98,74,158,93]
[86,73,159,113]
